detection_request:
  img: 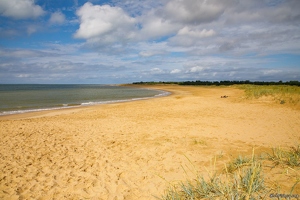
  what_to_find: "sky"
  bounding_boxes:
[0,0,300,84]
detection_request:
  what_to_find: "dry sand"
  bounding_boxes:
[0,85,299,199]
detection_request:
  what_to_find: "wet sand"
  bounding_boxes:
[0,85,299,199]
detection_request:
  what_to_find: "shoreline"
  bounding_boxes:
[1,84,299,199]
[0,85,171,120]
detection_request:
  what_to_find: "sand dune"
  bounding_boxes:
[0,85,299,199]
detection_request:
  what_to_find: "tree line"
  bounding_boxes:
[132,80,300,86]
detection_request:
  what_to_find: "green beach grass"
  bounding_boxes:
[268,145,300,168]
[237,85,300,107]
[159,146,300,200]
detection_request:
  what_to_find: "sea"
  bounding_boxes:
[0,84,169,116]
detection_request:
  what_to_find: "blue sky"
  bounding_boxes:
[0,0,299,84]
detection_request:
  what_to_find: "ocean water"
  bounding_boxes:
[0,84,169,116]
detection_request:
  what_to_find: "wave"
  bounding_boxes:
[80,90,170,105]
[0,90,171,116]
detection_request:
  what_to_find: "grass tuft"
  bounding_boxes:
[226,155,252,173]
[237,85,300,107]
[268,145,300,167]
[160,146,300,199]
[160,152,267,199]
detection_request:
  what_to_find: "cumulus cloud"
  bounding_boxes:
[139,50,166,57]
[135,0,226,41]
[1,0,300,83]
[223,0,300,25]
[74,2,136,45]
[0,46,134,83]
[167,28,217,48]
[150,67,164,74]
[137,10,180,40]
[177,27,216,38]
[266,0,300,24]
[187,66,207,73]
[49,11,66,25]
[163,0,226,24]
[73,0,227,44]
[0,0,45,19]
[170,69,181,74]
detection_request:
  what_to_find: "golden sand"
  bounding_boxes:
[0,85,299,199]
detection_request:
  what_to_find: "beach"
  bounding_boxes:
[0,84,299,199]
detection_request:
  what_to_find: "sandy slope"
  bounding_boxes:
[0,85,299,199]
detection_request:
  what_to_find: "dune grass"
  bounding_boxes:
[236,85,300,106]
[159,146,300,200]
[226,155,252,173]
[160,157,267,199]
[268,145,300,167]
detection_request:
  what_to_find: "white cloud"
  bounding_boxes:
[2,0,300,83]
[163,0,226,24]
[223,0,300,25]
[74,2,136,45]
[266,0,300,23]
[150,67,164,74]
[167,27,217,48]
[16,74,30,78]
[139,50,166,57]
[27,25,37,35]
[113,0,164,17]
[0,0,45,19]
[49,12,66,25]
[178,27,216,38]
[188,66,206,73]
[137,11,179,40]
[262,69,281,75]
[139,51,155,57]
[73,0,225,44]
[170,69,181,74]
[134,0,225,41]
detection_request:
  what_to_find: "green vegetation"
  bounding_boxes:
[226,155,252,173]
[268,145,300,167]
[237,85,300,98]
[133,80,300,86]
[132,80,300,106]
[161,164,265,199]
[193,139,207,146]
[160,154,267,199]
[159,146,300,200]
[237,85,300,106]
